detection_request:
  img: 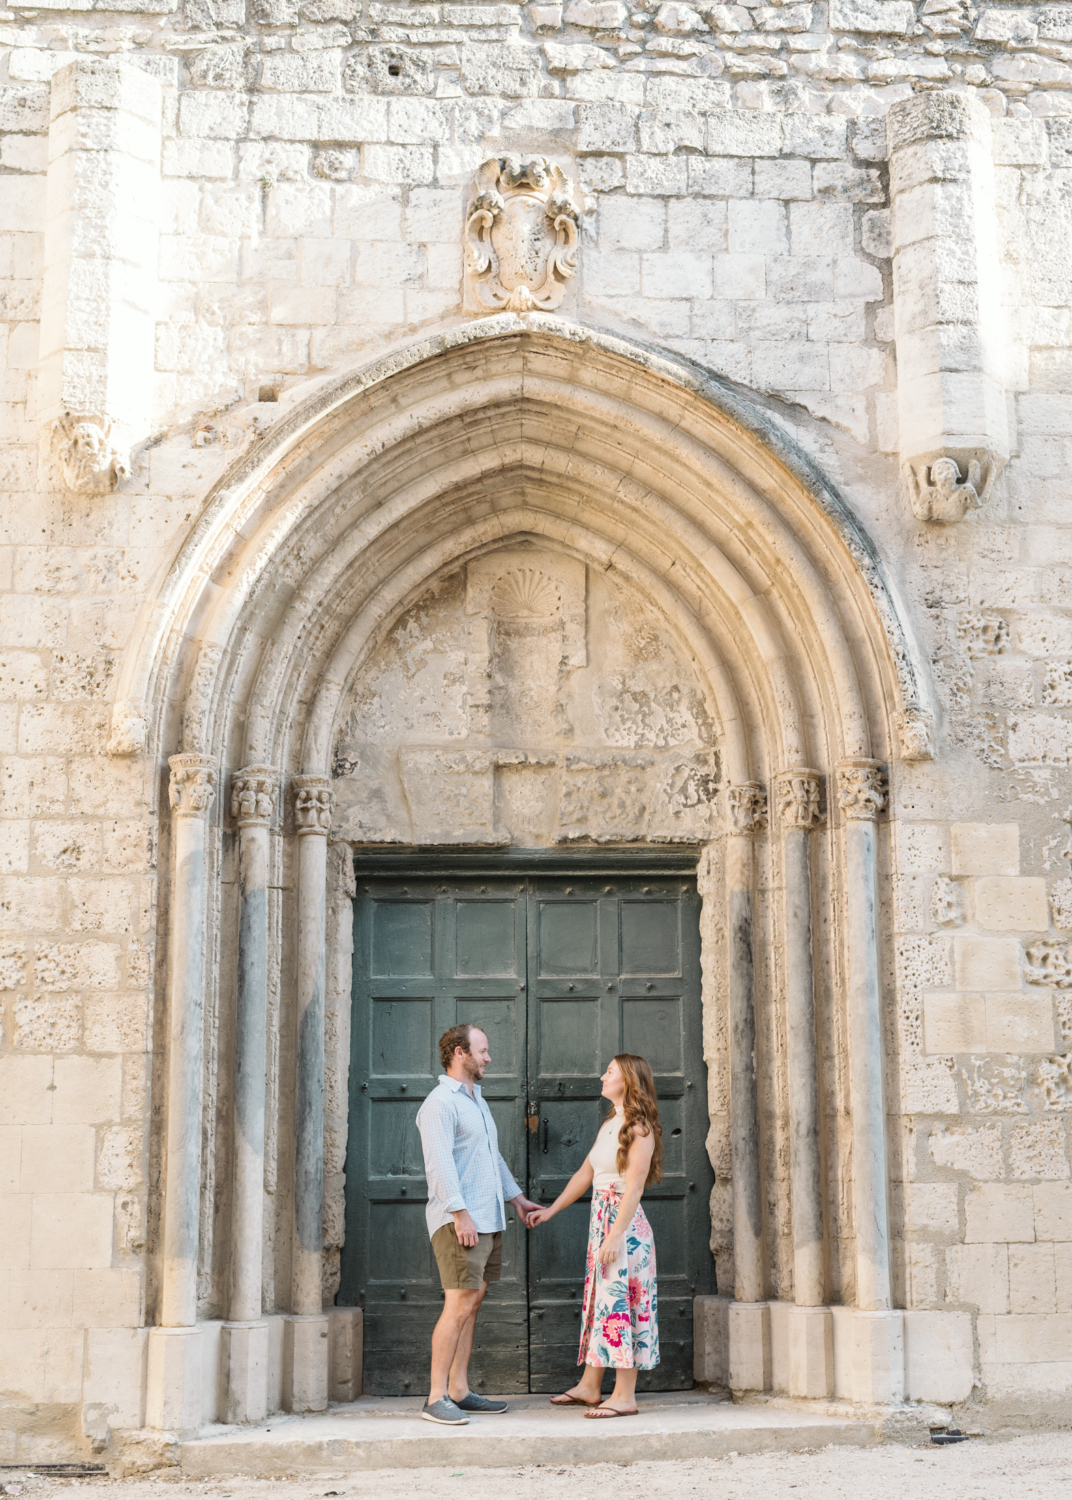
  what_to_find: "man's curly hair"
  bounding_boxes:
[439,1023,476,1072]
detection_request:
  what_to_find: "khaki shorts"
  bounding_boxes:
[431,1223,503,1290]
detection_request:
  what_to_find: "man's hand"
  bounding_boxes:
[510,1194,541,1228]
[453,1209,479,1247]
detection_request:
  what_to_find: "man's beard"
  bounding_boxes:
[463,1053,485,1082]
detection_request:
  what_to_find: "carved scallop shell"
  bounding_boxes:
[490,568,561,619]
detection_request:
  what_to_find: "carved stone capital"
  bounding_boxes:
[169,754,218,819]
[836,758,888,821]
[774,769,823,831]
[293,775,334,836]
[231,764,279,828]
[464,154,579,314]
[726,781,768,835]
[54,413,130,495]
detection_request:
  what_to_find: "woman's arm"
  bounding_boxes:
[527,1156,594,1225]
[596,1128,655,1265]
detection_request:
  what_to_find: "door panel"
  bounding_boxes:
[524,878,713,1393]
[341,880,529,1396]
[341,871,714,1397]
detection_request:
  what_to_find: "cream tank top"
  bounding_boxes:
[588,1106,627,1192]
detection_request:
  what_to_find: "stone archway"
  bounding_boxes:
[128,315,933,1432]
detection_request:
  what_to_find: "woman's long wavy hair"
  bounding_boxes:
[612,1053,663,1187]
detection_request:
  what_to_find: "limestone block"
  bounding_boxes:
[851,1309,905,1404]
[52,1056,122,1122]
[973,877,1048,932]
[31,1192,113,1268]
[146,1325,202,1436]
[945,1243,1009,1314]
[1009,1243,1057,1314]
[727,1301,771,1392]
[284,1314,329,1413]
[0,1056,53,1126]
[19,1123,94,1192]
[6,1268,74,1327]
[73,1267,142,1327]
[965,1183,1035,1243]
[84,1327,147,1431]
[986,993,1054,1055]
[924,991,984,1053]
[220,1321,269,1424]
[787,1304,834,1398]
[954,936,1021,993]
[952,822,1020,877]
[904,1181,959,1237]
[1056,1245,1072,1312]
[328,1306,363,1402]
[930,1124,1003,1179]
[1010,1120,1070,1181]
[1035,1183,1072,1241]
[903,1310,973,1402]
[693,1294,729,1384]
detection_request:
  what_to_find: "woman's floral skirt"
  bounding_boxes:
[577,1186,659,1371]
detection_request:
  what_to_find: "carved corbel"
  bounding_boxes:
[903,451,1003,525]
[53,413,131,495]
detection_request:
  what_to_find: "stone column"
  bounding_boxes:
[774,769,833,1398]
[724,782,770,1393]
[285,774,334,1413]
[837,758,903,1403]
[146,753,217,1435]
[221,765,278,1424]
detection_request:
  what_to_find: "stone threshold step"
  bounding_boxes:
[180,1393,875,1474]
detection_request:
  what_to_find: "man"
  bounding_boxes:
[416,1023,539,1426]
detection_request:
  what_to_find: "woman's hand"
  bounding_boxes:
[597,1232,623,1266]
[527,1205,556,1227]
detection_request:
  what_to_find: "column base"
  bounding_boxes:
[851,1309,905,1404]
[283,1313,329,1413]
[692,1296,771,1393]
[328,1307,363,1403]
[787,1305,833,1399]
[220,1320,269,1424]
[145,1326,203,1436]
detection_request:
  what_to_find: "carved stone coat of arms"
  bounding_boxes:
[463,155,580,314]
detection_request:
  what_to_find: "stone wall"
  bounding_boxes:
[1,0,1072,1457]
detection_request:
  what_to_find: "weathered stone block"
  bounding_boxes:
[965,1183,1035,1244]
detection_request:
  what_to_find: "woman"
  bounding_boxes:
[529,1053,661,1418]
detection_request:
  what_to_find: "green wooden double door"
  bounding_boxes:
[339,871,716,1396]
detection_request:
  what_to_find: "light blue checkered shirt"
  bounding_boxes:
[416,1075,522,1239]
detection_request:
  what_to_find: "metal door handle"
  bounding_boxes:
[542,1117,549,1154]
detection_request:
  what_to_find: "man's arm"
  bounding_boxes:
[498,1155,540,1229]
[418,1095,477,1243]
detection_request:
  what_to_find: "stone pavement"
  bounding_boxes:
[179,1392,875,1475]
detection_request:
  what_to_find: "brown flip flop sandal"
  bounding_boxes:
[549,1393,602,1407]
[584,1404,639,1419]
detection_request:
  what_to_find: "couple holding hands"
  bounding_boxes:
[415,1023,661,1426]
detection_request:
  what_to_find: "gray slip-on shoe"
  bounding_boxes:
[421,1396,470,1425]
[454,1392,508,1414]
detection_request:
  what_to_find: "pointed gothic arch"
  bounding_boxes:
[135,315,932,1427]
